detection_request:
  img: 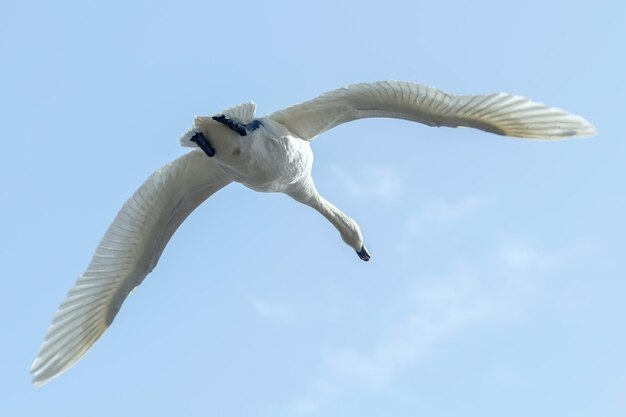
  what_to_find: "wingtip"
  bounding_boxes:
[30,347,77,387]
[578,121,598,138]
[30,357,68,388]
[564,117,597,139]
[32,378,47,388]
[503,111,598,140]
[30,360,48,388]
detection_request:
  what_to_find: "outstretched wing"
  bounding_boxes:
[269,81,596,141]
[31,150,231,386]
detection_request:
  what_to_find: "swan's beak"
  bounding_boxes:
[356,245,370,261]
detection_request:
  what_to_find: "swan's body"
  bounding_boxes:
[31,81,596,386]
[197,114,314,193]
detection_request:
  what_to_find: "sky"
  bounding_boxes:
[1,0,625,416]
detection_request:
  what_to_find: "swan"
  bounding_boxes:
[31,80,595,386]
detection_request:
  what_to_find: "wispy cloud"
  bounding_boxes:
[246,293,293,321]
[292,239,593,414]
[330,165,406,201]
[406,195,488,233]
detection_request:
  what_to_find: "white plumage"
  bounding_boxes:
[31,81,595,386]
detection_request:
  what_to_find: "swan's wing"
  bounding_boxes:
[269,81,596,141]
[31,149,231,386]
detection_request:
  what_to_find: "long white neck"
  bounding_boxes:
[288,182,363,252]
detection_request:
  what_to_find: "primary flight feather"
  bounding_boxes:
[31,81,595,386]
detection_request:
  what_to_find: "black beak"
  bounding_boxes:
[356,245,371,261]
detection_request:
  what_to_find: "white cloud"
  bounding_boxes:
[320,274,490,391]
[246,294,292,321]
[406,195,488,233]
[330,165,406,201]
[292,239,592,414]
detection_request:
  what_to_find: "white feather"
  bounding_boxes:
[221,101,256,124]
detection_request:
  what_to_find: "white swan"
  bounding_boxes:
[31,81,595,386]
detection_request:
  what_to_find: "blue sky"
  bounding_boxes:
[1,0,624,416]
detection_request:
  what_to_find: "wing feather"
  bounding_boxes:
[31,150,230,386]
[269,81,596,140]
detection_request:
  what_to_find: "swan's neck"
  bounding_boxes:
[289,185,363,252]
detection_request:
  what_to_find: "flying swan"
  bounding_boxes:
[31,81,596,386]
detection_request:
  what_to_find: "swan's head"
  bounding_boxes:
[339,217,370,261]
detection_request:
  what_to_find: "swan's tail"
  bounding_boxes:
[180,102,258,148]
[180,127,199,148]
